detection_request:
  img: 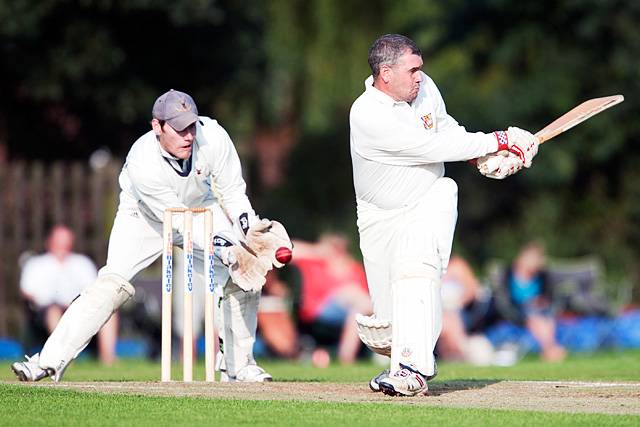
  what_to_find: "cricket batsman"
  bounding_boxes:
[12,89,292,382]
[350,34,539,396]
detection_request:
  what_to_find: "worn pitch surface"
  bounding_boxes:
[4,380,639,414]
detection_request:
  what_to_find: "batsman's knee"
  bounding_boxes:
[390,256,441,284]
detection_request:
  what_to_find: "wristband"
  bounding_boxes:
[494,131,509,152]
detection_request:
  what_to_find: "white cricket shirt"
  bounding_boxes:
[118,116,255,236]
[20,253,98,307]
[350,72,498,209]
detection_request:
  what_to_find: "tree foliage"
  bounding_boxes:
[1,0,638,296]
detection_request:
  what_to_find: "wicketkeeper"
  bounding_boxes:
[350,34,539,396]
[12,89,292,382]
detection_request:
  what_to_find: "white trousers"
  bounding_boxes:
[357,177,458,373]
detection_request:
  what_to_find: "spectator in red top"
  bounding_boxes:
[292,233,372,364]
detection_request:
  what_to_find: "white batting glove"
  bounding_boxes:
[477,151,524,179]
[494,127,539,168]
[246,219,292,268]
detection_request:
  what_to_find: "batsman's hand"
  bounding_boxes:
[224,244,271,292]
[477,151,524,179]
[246,219,293,268]
[494,127,539,167]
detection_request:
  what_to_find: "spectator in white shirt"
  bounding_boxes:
[20,225,118,365]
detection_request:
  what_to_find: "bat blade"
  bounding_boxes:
[535,95,624,144]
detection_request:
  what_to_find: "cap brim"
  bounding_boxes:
[167,113,199,132]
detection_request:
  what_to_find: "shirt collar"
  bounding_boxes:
[364,75,407,106]
[158,143,179,161]
[157,139,192,175]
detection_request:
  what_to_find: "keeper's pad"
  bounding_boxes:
[39,274,135,380]
[355,313,392,357]
[391,258,441,377]
[217,283,260,378]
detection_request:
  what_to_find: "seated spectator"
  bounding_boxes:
[291,233,372,364]
[438,255,495,365]
[256,270,300,360]
[494,241,567,362]
[19,224,118,365]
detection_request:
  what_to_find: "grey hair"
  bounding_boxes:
[368,34,421,78]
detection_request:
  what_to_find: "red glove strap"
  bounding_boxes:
[494,131,509,151]
[509,145,525,162]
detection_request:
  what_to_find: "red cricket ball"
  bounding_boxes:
[275,247,292,264]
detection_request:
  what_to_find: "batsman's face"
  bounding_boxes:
[389,51,423,103]
[153,120,197,159]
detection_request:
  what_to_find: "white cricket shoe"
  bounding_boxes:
[369,369,389,392]
[11,354,52,382]
[378,364,428,396]
[216,353,273,382]
[235,364,273,382]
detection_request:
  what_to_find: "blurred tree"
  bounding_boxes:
[415,0,640,287]
[0,0,265,160]
[0,0,638,298]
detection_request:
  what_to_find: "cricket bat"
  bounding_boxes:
[473,94,623,172]
[535,95,624,144]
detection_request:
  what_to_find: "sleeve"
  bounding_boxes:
[204,123,257,226]
[20,259,38,296]
[350,86,499,166]
[20,259,48,307]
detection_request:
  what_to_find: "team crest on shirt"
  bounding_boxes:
[421,113,434,130]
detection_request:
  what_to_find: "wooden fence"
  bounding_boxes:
[0,160,122,336]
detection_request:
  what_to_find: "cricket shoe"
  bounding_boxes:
[378,364,428,396]
[369,369,389,392]
[11,354,53,382]
[217,355,273,382]
[371,362,436,392]
[235,364,273,382]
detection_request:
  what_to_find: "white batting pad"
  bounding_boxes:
[428,178,458,275]
[391,260,441,377]
[39,274,135,378]
[355,313,392,357]
[218,284,259,378]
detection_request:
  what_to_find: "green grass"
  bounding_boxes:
[3,349,638,382]
[1,384,637,427]
[1,350,639,426]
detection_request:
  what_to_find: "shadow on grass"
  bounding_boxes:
[426,379,500,396]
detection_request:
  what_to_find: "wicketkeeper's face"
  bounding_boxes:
[153,120,197,159]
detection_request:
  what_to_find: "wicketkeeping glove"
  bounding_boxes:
[245,219,293,268]
[215,235,271,292]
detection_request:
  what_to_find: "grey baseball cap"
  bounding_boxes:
[152,89,199,131]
